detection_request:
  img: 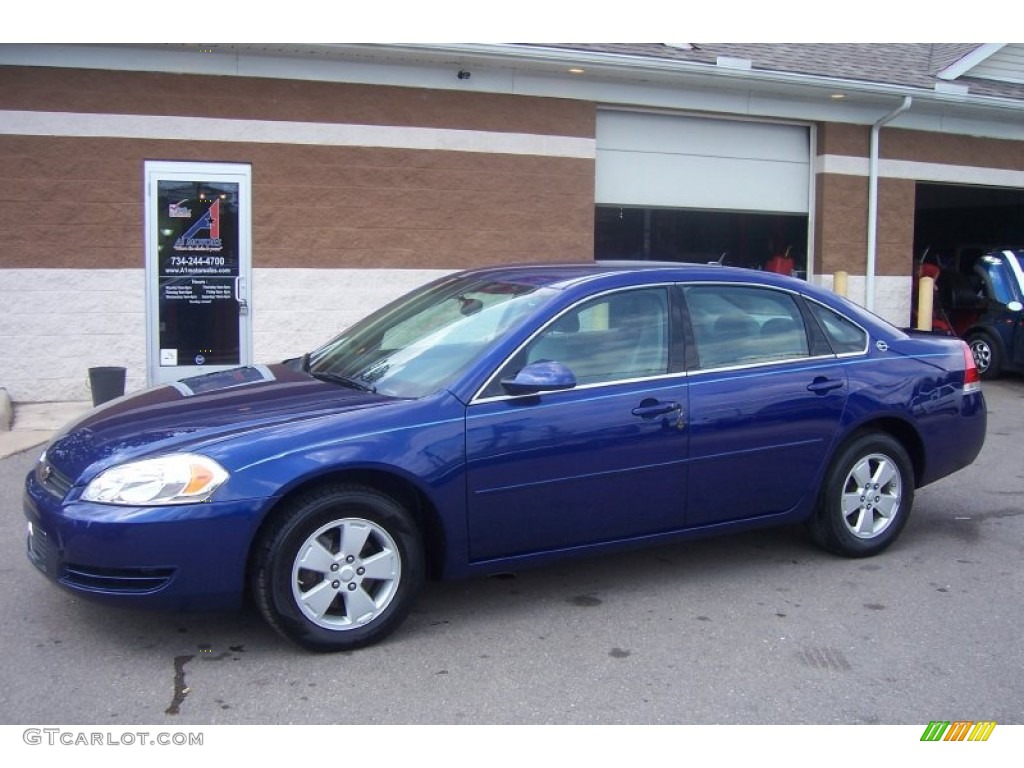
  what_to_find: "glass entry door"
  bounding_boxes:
[145,162,252,386]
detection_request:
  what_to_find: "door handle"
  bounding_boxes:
[631,400,681,418]
[632,399,685,430]
[235,276,249,316]
[807,377,844,395]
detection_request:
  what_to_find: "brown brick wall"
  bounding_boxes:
[875,178,915,275]
[815,122,1024,171]
[252,144,595,269]
[815,172,867,275]
[0,67,597,271]
[814,173,915,278]
[817,122,869,157]
[884,128,1024,170]
[0,66,595,137]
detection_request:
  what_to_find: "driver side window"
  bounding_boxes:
[488,287,670,395]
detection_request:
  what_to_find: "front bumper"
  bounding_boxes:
[24,468,267,612]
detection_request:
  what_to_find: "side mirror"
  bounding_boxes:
[458,296,484,316]
[500,360,577,396]
[1007,301,1023,312]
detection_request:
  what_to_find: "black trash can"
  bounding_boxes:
[88,366,126,406]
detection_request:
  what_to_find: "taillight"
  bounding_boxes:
[962,341,981,393]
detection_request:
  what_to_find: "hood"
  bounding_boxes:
[45,363,397,482]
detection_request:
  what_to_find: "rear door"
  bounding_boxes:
[681,284,850,527]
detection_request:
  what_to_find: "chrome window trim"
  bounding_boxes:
[686,351,842,377]
[472,370,688,406]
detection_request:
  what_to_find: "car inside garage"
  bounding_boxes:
[913,183,1024,378]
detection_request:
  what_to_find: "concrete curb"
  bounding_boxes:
[0,431,49,460]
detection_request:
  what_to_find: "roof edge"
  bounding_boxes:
[413,43,1024,112]
[938,43,1006,80]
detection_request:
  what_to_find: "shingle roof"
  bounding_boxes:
[530,44,1024,101]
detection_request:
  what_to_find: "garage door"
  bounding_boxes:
[596,111,811,214]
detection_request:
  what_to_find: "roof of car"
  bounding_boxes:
[462,260,806,290]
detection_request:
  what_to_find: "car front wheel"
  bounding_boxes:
[252,484,425,651]
[809,433,914,558]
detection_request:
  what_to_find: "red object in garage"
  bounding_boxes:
[765,246,794,275]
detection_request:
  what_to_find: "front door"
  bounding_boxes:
[465,286,689,561]
[144,161,252,386]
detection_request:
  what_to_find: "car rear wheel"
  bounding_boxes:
[809,433,914,558]
[252,484,425,651]
[967,332,1001,379]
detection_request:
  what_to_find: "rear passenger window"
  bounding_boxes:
[684,285,809,369]
[807,302,868,355]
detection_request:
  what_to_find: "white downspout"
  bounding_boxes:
[866,96,912,312]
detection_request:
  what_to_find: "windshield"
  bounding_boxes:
[307,274,557,398]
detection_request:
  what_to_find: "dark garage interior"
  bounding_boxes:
[594,205,810,276]
[914,182,1024,269]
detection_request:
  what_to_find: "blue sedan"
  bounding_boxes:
[24,263,986,650]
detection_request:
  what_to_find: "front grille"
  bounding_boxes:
[60,564,175,594]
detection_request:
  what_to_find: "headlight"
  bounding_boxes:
[82,454,229,506]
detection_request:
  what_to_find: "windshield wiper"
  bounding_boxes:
[309,370,377,393]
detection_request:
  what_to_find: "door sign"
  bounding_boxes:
[145,163,252,386]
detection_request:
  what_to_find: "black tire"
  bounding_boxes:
[808,433,914,558]
[967,331,1002,379]
[252,484,425,651]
